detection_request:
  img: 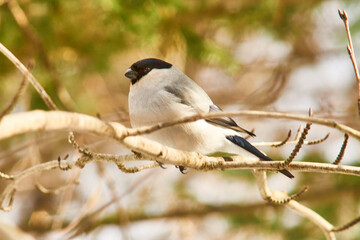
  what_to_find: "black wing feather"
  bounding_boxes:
[226,135,294,179]
[206,105,255,137]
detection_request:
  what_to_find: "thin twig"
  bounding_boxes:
[270,130,292,147]
[267,186,309,205]
[0,63,31,120]
[331,215,360,232]
[126,110,360,141]
[338,9,360,115]
[307,133,330,145]
[0,188,16,211]
[6,0,76,110]
[0,43,57,110]
[0,160,59,211]
[254,133,329,147]
[36,180,79,195]
[283,123,311,166]
[295,125,303,141]
[333,134,349,165]
[116,162,159,173]
[63,169,159,237]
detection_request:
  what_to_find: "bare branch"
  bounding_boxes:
[127,110,360,141]
[0,160,59,211]
[267,186,309,205]
[283,122,311,166]
[295,125,303,141]
[270,130,292,147]
[116,162,159,173]
[254,132,329,147]
[333,134,349,165]
[0,63,31,120]
[35,180,79,195]
[287,201,336,240]
[0,111,360,176]
[253,171,336,240]
[338,9,360,115]
[282,109,313,167]
[331,215,360,232]
[307,133,330,145]
[0,43,57,110]
[0,188,16,211]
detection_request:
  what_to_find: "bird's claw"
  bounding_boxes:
[176,165,187,174]
[156,161,166,169]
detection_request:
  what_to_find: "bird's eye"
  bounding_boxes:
[145,67,150,73]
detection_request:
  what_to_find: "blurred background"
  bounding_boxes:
[0,0,360,239]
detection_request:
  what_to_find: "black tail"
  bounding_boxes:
[226,135,294,179]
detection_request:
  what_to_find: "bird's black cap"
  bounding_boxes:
[125,58,172,85]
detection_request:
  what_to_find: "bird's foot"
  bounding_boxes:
[156,161,167,169]
[176,165,187,174]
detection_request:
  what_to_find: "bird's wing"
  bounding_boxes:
[226,135,294,178]
[206,105,255,137]
[163,73,254,137]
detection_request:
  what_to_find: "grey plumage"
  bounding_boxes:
[126,58,294,178]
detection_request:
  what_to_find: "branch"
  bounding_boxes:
[128,110,360,140]
[1,110,360,176]
[0,63,30,120]
[253,171,336,240]
[0,43,57,110]
[0,160,59,211]
[333,134,349,165]
[254,132,329,147]
[338,9,360,115]
[283,122,311,166]
[6,0,76,110]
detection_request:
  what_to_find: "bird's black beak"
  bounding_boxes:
[125,68,138,80]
